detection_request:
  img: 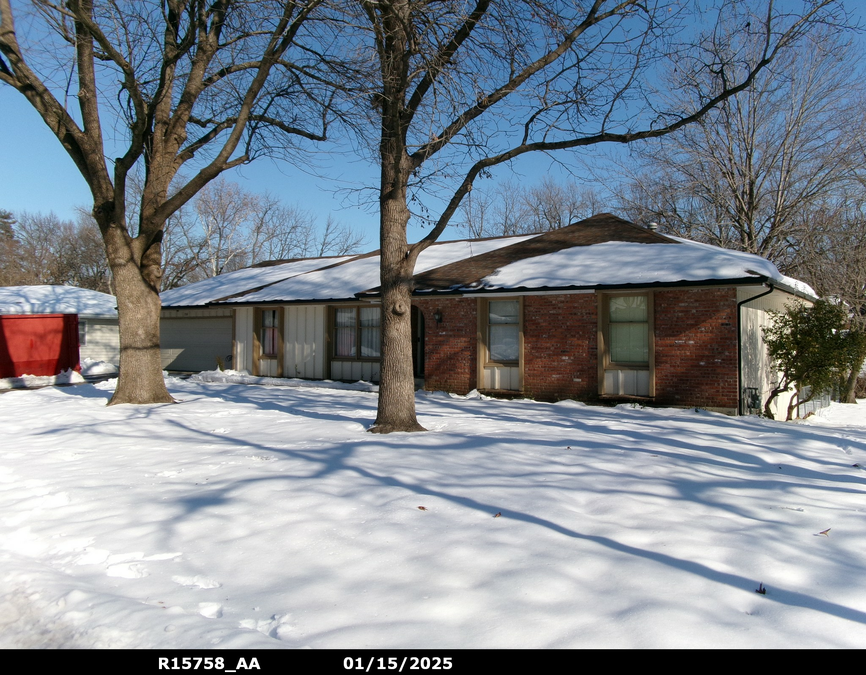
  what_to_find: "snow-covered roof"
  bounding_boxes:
[160,256,354,307]
[0,285,118,318]
[477,238,817,298]
[231,235,533,304]
[159,214,816,306]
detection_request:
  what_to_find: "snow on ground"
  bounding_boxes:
[191,369,378,392]
[0,368,85,391]
[1,378,865,648]
[80,358,118,377]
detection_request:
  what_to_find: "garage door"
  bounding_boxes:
[161,317,233,372]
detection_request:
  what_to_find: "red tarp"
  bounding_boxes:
[0,314,80,378]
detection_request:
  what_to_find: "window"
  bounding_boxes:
[600,293,653,397]
[333,306,381,359]
[78,319,87,347]
[261,309,279,357]
[477,297,522,392]
[608,295,648,364]
[487,300,520,363]
[253,307,283,377]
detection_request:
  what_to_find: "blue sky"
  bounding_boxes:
[0,86,389,245]
[0,85,597,246]
[3,2,859,249]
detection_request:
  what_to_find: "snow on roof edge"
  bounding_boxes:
[0,285,118,317]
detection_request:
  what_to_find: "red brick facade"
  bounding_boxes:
[414,298,477,395]
[653,288,739,410]
[415,287,741,411]
[522,294,598,401]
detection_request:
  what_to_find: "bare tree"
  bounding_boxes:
[2,211,112,291]
[180,179,260,278]
[1,0,333,403]
[458,177,603,236]
[459,180,529,237]
[347,0,846,433]
[159,180,366,289]
[310,215,367,257]
[617,27,864,270]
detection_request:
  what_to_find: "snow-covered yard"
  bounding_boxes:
[1,375,865,648]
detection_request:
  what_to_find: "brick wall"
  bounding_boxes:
[653,288,739,410]
[414,297,477,395]
[415,288,740,411]
[522,294,598,401]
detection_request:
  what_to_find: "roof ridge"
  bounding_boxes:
[410,213,676,292]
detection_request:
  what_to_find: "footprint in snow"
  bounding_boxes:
[198,602,223,619]
[239,613,295,641]
[106,562,149,578]
[171,575,222,589]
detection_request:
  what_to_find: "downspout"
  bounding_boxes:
[737,283,775,415]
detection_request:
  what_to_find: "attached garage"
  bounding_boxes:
[160,307,233,372]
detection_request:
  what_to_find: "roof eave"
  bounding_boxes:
[403,276,777,297]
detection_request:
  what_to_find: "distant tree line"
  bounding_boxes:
[0,182,365,293]
[0,209,110,291]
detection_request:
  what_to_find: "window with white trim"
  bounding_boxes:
[487,300,520,364]
[600,293,653,397]
[609,295,649,364]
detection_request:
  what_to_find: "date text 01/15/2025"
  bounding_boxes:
[159,658,260,671]
[344,657,453,671]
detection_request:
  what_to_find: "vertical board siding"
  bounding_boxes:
[330,360,379,382]
[285,305,326,379]
[482,365,520,391]
[739,290,803,418]
[234,307,254,374]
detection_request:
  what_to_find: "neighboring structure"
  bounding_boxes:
[0,285,119,377]
[161,214,816,417]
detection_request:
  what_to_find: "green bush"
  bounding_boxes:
[762,299,861,420]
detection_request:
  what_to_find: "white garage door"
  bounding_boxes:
[161,317,233,372]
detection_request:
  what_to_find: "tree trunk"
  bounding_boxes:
[369,157,425,433]
[367,0,426,433]
[371,275,425,433]
[103,224,174,405]
[842,355,864,403]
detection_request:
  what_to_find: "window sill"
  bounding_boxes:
[332,357,382,363]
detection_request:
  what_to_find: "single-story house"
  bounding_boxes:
[161,214,816,417]
[0,285,119,378]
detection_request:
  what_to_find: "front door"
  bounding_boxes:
[411,305,425,378]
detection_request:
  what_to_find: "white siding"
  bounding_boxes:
[330,360,380,382]
[257,358,280,377]
[603,369,650,397]
[234,307,254,374]
[284,305,326,379]
[79,318,119,364]
[738,289,804,418]
[483,365,520,391]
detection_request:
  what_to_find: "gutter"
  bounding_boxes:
[737,283,775,415]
